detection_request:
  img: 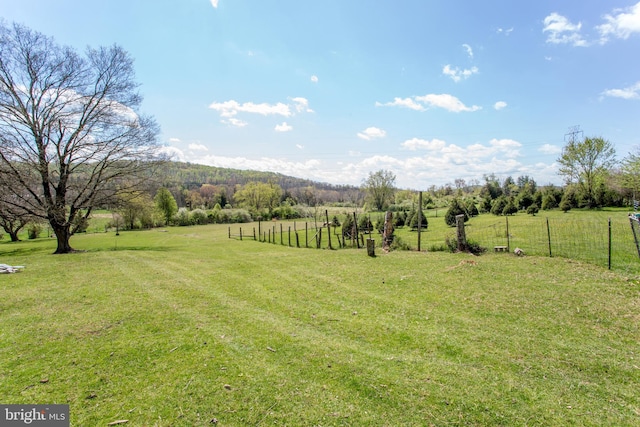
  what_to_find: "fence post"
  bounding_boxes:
[288,226,291,247]
[253,227,256,240]
[280,224,283,245]
[546,217,552,257]
[505,216,510,252]
[228,227,231,239]
[295,231,300,248]
[325,210,332,250]
[353,212,360,249]
[239,227,243,241]
[456,214,467,251]
[417,191,422,252]
[630,216,640,258]
[608,217,612,270]
[305,222,309,248]
[318,228,322,248]
[367,238,375,257]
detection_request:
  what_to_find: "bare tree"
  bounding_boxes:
[0,22,161,253]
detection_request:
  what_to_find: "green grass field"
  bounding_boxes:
[1,222,639,425]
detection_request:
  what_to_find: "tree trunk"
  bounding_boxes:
[8,231,19,242]
[52,224,74,254]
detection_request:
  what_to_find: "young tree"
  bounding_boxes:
[362,169,396,211]
[557,136,616,208]
[155,188,178,225]
[0,22,160,253]
[234,181,282,216]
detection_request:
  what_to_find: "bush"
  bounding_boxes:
[444,234,486,255]
[341,213,355,239]
[502,201,518,216]
[541,194,558,210]
[445,198,468,226]
[526,204,540,216]
[190,208,208,225]
[466,200,479,217]
[491,196,508,216]
[358,215,373,234]
[408,209,428,230]
[175,207,192,226]
[390,235,411,251]
[27,223,42,239]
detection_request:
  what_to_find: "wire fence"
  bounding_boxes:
[465,215,640,273]
[230,213,640,274]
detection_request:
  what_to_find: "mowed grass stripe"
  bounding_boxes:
[1,224,639,425]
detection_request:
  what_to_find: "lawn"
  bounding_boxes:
[1,224,639,426]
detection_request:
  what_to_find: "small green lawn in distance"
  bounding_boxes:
[1,224,639,426]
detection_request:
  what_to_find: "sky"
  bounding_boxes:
[2,0,640,189]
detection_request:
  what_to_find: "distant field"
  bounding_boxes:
[1,223,639,425]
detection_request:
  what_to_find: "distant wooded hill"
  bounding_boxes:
[156,161,363,206]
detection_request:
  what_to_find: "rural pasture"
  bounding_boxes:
[1,218,639,425]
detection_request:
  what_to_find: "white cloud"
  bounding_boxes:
[602,81,640,99]
[168,137,181,143]
[310,75,319,83]
[494,101,508,110]
[209,97,313,127]
[377,94,480,113]
[401,138,446,151]
[497,27,514,36]
[539,144,562,155]
[210,0,219,8]
[489,138,521,158]
[159,145,186,162]
[375,97,425,111]
[209,100,292,118]
[222,118,248,127]
[543,13,588,46]
[462,43,473,58]
[597,2,640,43]
[415,94,481,112]
[357,127,387,140]
[188,143,209,151]
[296,144,304,150]
[443,65,479,82]
[275,122,293,132]
[290,97,314,113]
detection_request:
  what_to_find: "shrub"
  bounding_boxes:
[560,198,572,213]
[466,200,479,217]
[445,198,468,226]
[190,208,208,225]
[175,207,192,226]
[541,194,558,210]
[340,213,353,237]
[27,223,42,239]
[502,201,518,216]
[526,203,540,216]
[408,209,428,230]
[358,215,373,234]
[491,196,508,216]
[390,235,411,251]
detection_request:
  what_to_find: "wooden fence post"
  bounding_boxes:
[417,191,422,252]
[456,214,467,252]
[366,238,375,257]
[325,210,332,250]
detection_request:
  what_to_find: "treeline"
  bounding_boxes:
[152,162,364,209]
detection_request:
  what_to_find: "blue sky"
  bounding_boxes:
[2,1,640,189]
